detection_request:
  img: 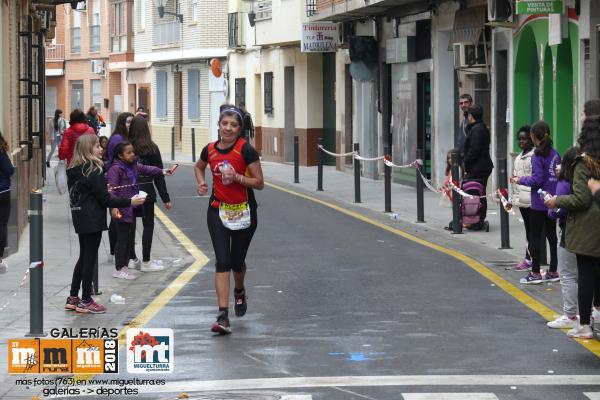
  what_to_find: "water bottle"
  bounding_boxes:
[537,189,552,202]
[221,160,233,185]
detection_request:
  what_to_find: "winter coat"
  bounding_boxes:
[105,133,124,169]
[0,150,15,194]
[106,159,163,223]
[58,123,95,165]
[49,117,66,141]
[549,179,571,248]
[137,151,170,204]
[463,121,494,176]
[87,113,99,134]
[519,147,561,211]
[555,156,600,258]
[511,149,533,208]
[67,163,131,234]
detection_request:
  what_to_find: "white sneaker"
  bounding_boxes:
[0,260,7,274]
[592,310,600,334]
[567,324,594,339]
[547,315,579,329]
[128,258,141,270]
[140,261,165,272]
[112,267,138,280]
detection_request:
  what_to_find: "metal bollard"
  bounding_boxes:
[171,126,175,161]
[317,138,323,191]
[191,128,196,163]
[354,143,361,203]
[27,189,46,337]
[416,149,425,223]
[384,145,391,213]
[294,136,299,184]
[498,158,511,249]
[450,151,462,234]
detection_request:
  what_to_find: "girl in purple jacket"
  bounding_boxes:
[547,147,579,328]
[511,121,561,284]
[107,141,171,280]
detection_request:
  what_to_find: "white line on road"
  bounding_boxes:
[584,394,600,400]
[402,394,499,400]
[280,396,313,400]
[128,375,600,394]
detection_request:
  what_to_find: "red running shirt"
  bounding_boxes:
[207,138,249,205]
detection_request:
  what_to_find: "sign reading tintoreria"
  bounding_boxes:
[301,22,338,53]
[516,0,563,14]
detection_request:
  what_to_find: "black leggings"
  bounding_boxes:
[518,207,532,260]
[575,254,600,325]
[70,232,102,301]
[207,205,257,273]
[108,219,117,255]
[0,192,10,258]
[115,220,136,270]
[528,209,557,273]
[141,201,155,263]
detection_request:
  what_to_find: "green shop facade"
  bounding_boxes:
[513,8,579,155]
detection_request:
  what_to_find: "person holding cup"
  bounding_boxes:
[106,141,173,279]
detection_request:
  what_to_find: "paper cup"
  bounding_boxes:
[138,191,148,199]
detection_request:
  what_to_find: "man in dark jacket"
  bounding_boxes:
[239,102,254,141]
[463,104,494,229]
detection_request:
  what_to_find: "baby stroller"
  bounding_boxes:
[461,179,489,232]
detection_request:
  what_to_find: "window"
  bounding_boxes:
[70,80,84,112]
[235,78,245,107]
[71,11,81,53]
[190,0,198,23]
[89,0,101,52]
[264,72,273,114]
[91,79,102,111]
[188,69,200,119]
[111,2,128,53]
[156,70,168,118]
[228,13,241,48]
[139,0,146,30]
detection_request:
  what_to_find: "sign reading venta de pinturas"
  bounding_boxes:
[301,22,338,53]
[516,0,563,14]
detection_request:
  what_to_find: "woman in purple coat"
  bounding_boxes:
[512,120,561,284]
[107,141,172,280]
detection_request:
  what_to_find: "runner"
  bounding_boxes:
[194,104,264,334]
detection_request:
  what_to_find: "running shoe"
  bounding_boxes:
[511,259,532,271]
[520,272,543,284]
[567,324,593,339]
[75,299,107,314]
[547,315,579,329]
[128,258,142,270]
[112,267,138,280]
[234,289,247,317]
[140,260,165,272]
[592,310,600,336]
[544,271,560,282]
[211,312,231,335]
[65,296,80,311]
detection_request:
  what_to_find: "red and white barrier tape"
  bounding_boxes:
[317,145,356,158]
[383,159,419,169]
[353,154,386,162]
[0,261,42,312]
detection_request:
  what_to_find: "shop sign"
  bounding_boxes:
[301,22,338,53]
[516,0,563,14]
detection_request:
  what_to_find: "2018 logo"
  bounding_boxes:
[126,329,173,373]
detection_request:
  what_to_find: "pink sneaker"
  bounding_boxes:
[512,259,532,271]
[75,299,107,314]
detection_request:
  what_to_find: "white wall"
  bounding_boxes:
[255,0,304,46]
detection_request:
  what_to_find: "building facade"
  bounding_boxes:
[133,0,229,157]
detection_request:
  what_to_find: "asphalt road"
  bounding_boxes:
[57,165,600,400]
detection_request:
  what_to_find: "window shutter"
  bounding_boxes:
[157,71,167,118]
[188,69,200,119]
[264,72,273,114]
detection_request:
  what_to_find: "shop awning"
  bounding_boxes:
[448,5,486,49]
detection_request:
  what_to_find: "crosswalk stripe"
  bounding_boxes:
[584,394,600,400]
[402,394,499,400]
[280,396,313,400]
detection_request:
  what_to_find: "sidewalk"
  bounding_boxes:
[0,171,194,397]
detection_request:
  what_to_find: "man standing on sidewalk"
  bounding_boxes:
[457,94,473,154]
[463,104,494,230]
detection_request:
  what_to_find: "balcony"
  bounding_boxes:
[153,21,181,47]
[46,44,64,61]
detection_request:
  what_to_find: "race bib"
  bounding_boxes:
[219,202,251,230]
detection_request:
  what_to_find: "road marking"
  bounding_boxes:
[280,396,313,400]
[119,375,600,394]
[402,394,498,400]
[584,394,600,400]
[265,182,600,359]
[75,207,210,383]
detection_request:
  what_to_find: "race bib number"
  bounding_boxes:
[219,202,251,230]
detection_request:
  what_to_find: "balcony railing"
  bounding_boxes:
[306,0,317,17]
[153,21,181,47]
[46,44,64,61]
[89,25,100,52]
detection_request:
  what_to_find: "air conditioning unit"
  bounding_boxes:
[91,59,104,74]
[488,0,513,22]
[453,43,487,69]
